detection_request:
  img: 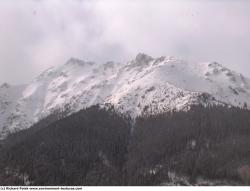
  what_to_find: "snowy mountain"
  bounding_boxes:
[1,53,250,138]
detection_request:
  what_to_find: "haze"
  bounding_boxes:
[0,0,250,84]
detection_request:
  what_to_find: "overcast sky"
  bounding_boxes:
[0,0,250,84]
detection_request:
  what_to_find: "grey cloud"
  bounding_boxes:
[0,0,250,84]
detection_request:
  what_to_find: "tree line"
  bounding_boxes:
[0,104,250,185]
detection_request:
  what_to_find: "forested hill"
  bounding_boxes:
[0,105,250,186]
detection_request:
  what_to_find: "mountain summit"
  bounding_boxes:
[1,53,250,138]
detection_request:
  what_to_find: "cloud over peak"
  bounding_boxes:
[1,0,250,84]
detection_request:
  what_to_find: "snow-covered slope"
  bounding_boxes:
[1,53,250,138]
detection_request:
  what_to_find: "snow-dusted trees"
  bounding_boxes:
[127,105,250,185]
[1,105,250,185]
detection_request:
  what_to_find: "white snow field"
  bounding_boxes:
[1,53,250,138]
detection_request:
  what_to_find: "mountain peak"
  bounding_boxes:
[208,61,224,68]
[0,82,11,89]
[1,55,250,138]
[66,58,96,68]
[135,53,153,63]
[66,57,86,66]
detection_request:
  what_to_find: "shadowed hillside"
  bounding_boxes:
[0,105,250,185]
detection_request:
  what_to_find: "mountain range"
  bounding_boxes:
[1,53,250,139]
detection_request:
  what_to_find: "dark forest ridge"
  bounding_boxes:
[1,105,250,185]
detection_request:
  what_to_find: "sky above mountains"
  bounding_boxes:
[0,0,250,84]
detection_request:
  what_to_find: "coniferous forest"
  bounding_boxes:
[0,105,250,186]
